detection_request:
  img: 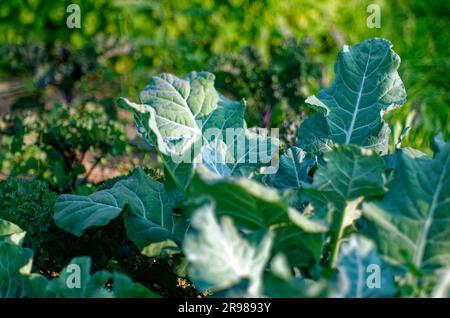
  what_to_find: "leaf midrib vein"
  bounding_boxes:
[345,43,373,144]
[413,154,450,267]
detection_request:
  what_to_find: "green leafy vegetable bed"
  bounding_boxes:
[1,38,449,298]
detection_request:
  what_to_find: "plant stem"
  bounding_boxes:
[328,205,348,269]
[83,156,102,184]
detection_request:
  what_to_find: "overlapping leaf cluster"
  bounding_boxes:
[2,38,448,298]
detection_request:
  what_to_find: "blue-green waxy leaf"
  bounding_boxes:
[119,72,247,189]
[125,72,214,155]
[191,167,327,268]
[190,167,286,229]
[0,242,33,297]
[200,139,233,178]
[47,257,112,298]
[54,169,145,236]
[297,115,333,155]
[301,145,385,267]
[201,92,246,139]
[119,72,245,154]
[21,274,49,298]
[302,145,385,214]
[363,142,450,272]
[54,168,188,257]
[330,235,396,298]
[226,129,280,176]
[0,242,48,298]
[0,243,157,298]
[383,147,430,172]
[264,146,315,190]
[272,224,325,268]
[124,194,189,258]
[200,130,279,178]
[184,204,273,295]
[162,155,195,192]
[119,72,279,190]
[191,167,319,231]
[297,38,406,155]
[54,168,166,235]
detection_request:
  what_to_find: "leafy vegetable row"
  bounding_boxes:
[1,38,448,298]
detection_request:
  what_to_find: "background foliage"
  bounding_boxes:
[1,0,448,151]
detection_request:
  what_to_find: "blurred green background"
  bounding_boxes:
[0,0,448,187]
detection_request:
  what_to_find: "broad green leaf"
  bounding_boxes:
[363,142,450,272]
[201,130,279,178]
[298,38,406,155]
[54,168,188,257]
[47,257,113,298]
[191,166,326,237]
[162,155,195,192]
[184,204,273,294]
[119,72,213,156]
[162,127,279,189]
[225,129,280,177]
[264,146,315,190]
[122,178,187,257]
[330,235,396,298]
[112,272,158,298]
[191,167,326,268]
[200,139,233,178]
[54,170,145,236]
[302,145,385,214]
[124,199,188,258]
[0,242,33,297]
[296,115,333,155]
[190,167,289,229]
[21,274,49,298]
[201,93,246,140]
[119,72,279,188]
[119,72,245,154]
[301,145,385,267]
[119,72,247,189]
[383,147,430,172]
[272,224,324,268]
[0,242,48,298]
[131,107,194,191]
